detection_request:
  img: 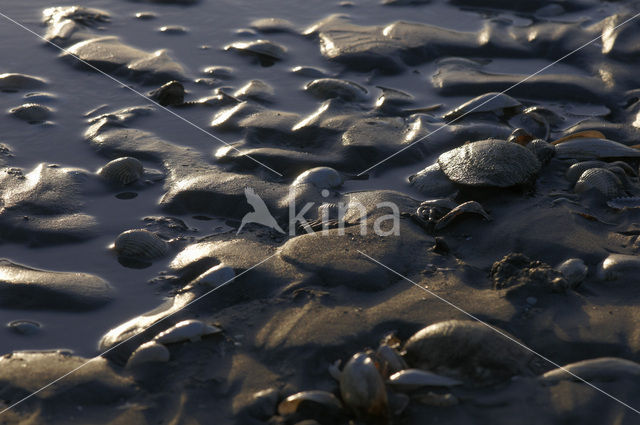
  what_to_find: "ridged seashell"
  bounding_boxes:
[596,253,640,281]
[574,168,621,198]
[339,353,388,422]
[277,390,343,417]
[98,157,144,185]
[565,161,607,184]
[438,139,541,187]
[555,258,587,288]
[434,200,491,231]
[233,79,274,102]
[126,341,170,368]
[153,319,221,344]
[443,92,521,121]
[305,78,368,102]
[224,39,287,64]
[404,320,535,383]
[607,196,640,210]
[527,139,555,164]
[114,229,169,260]
[9,103,52,123]
[148,81,184,106]
[555,138,640,160]
[7,320,41,336]
[408,163,457,197]
[387,369,462,391]
[539,357,640,384]
[292,167,343,189]
[374,345,407,378]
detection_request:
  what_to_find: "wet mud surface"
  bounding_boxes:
[1,0,640,424]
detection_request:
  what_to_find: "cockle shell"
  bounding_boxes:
[292,166,343,189]
[437,139,541,187]
[277,390,343,416]
[443,92,521,121]
[339,353,388,423]
[126,341,170,368]
[539,357,640,384]
[114,229,169,259]
[387,369,462,391]
[98,157,144,185]
[153,319,221,344]
[565,161,607,184]
[305,78,368,102]
[574,168,621,198]
[10,103,52,123]
[404,320,535,383]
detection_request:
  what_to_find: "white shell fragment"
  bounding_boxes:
[153,319,221,344]
[597,254,640,281]
[292,166,343,189]
[555,258,588,288]
[114,229,169,260]
[387,369,463,391]
[98,157,144,185]
[126,341,170,368]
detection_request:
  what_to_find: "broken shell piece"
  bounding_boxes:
[126,341,170,368]
[387,369,462,391]
[153,319,221,344]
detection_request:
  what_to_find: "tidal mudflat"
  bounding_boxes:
[1,0,640,424]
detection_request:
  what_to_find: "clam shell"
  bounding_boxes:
[292,166,343,189]
[98,157,144,185]
[190,263,235,289]
[153,319,221,344]
[277,390,343,416]
[574,168,621,198]
[339,353,388,421]
[597,253,640,281]
[126,341,170,368]
[555,258,587,288]
[539,357,640,384]
[305,78,368,102]
[0,73,47,91]
[387,369,462,391]
[409,163,458,197]
[565,161,606,184]
[443,92,521,121]
[438,139,541,187]
[404,320,534,383]
[10,103,52,123]
[224,39,287,60]
[114,229,169,259]
[554,138,640,160]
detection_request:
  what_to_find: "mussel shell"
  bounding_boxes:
[574,168,621,198]
[114,229,169,259]
[339,353,388,422]
[98,157,144,185]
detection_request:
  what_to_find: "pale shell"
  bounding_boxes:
[387,368,462,391]
[596,253,640,281]
[374,344,407,378]
[10,103,52,123]
[408,163,457,197]
[277,390,343,416]
[539,357,640,384]
[191,263,235,288]
[114,229,169,259]
[574,168,621,198]
[339,352,388,421]
[98,157,144,185]
[292,166,343,189]
[153,319,221,344]
[555,138,640,160]
[443,92,521,121]
[233,79,274,102]
[555,258,587,288]
[224,39,287,60]
[305,78,368,102]
[126,341,170,368]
